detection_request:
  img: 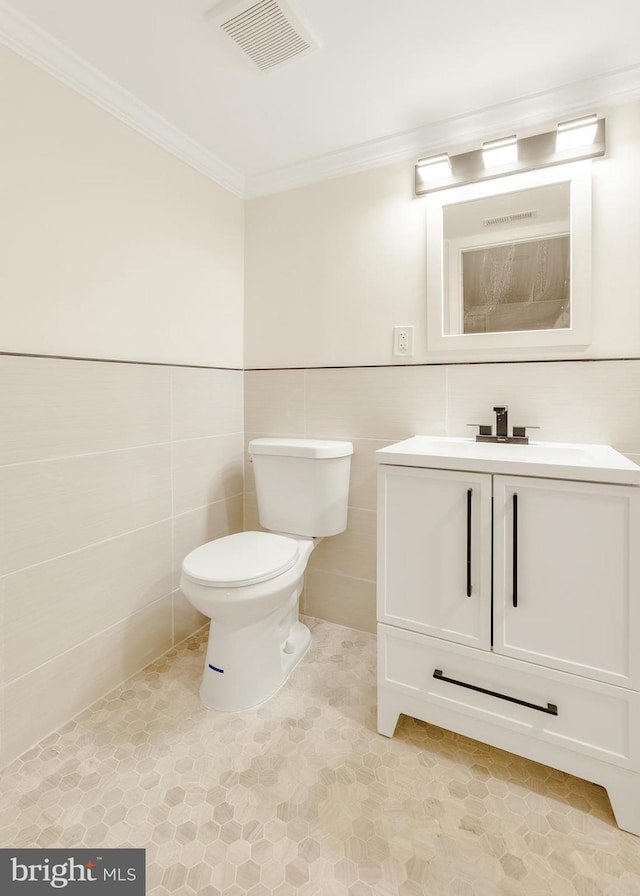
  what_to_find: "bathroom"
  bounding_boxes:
[2,1,640,893]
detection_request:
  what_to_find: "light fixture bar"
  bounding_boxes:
[415,117,605,196]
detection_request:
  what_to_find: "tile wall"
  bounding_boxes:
[4,355,640,769]
[244,359,640,635]
[0,355,244,768]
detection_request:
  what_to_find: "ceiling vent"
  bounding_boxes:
[482,210,537,227]
[206,0,320,72]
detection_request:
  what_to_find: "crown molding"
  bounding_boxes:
[2,0,639,202]
[0,0,245,197]
[245,64,640,198]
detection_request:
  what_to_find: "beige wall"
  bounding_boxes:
[0,356,244,767]
[244,101,640,368]
[0,45,246,768]
[0,45,244,368]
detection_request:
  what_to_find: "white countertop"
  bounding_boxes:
[376,436,640,485]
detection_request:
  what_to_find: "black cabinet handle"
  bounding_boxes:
[466,488,472,597]
[433,669,558,716]
[512,493,518,607]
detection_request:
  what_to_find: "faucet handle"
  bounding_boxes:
[512,425,540,441]
[467,423,493,437]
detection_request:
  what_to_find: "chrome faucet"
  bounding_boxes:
[494,406,508,440]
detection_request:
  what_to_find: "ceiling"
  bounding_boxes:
[2,0,640,197]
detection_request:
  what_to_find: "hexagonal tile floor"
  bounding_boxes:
[1,618,639,895]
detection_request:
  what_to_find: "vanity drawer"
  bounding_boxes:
[378,623,640,768]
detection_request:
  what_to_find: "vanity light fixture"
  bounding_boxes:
[416,153,452,182]
[482,135,518,168]
[556,114,599,151]
[415,115,605,195]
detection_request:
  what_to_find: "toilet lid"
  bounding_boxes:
[182,531,299,587]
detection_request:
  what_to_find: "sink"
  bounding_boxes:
[376,436,640,485]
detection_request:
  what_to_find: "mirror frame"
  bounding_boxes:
[426,161,593,354]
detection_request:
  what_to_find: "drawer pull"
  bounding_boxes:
[466,488,472,597]
[513,493,518,607]
[433,669,558,716]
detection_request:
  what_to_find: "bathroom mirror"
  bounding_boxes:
[426,162,592,353]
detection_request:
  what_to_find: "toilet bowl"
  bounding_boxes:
[181,531,315,711]
[181,438,353,711]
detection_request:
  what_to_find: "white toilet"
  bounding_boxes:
[180,438,353,711]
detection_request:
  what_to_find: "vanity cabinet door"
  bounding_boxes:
[493,475,640,689]
[378,465,492,649]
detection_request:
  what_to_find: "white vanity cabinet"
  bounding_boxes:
[492,475,640,689]
[377,466,492,650]
[376,436,640,835]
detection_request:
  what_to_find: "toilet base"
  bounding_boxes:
[199,591,311,712]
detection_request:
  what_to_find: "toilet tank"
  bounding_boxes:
[248,438,353,537]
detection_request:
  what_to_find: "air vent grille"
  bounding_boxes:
[482,210,537,227]
[208,0,319,72]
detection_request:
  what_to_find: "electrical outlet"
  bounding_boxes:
[393,325,414,357]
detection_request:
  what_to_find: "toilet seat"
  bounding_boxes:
[182,531,299,588]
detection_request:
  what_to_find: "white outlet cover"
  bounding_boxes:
[393,326,414,357]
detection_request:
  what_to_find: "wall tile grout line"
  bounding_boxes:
[2,592,174,689]
[0,350,244,372]
[1,518,174,579]
[5,350,640,373]
[243,356,640,371]
[1,495,246,581]
[0,440,176,470]
[306,567,377,586]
